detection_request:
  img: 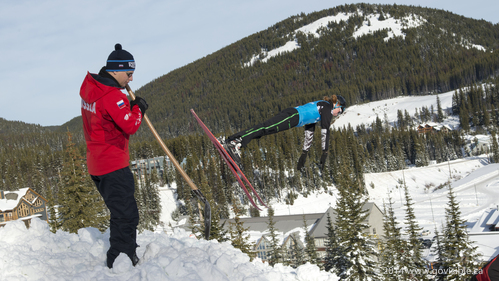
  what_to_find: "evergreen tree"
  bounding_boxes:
[434,226,447,281]
[324,213,345,274]
[482,104,490,128]
[404,110,413,128]
[228,200,256,260]
[137,170,162,232]
[208,202,229,243]
[57,132,108,233]
[490,131,499,163]
[459,103,470,132]
[437,95,444,122]
[162,157,172,186]
[413,135,429,167]
[303,215,320,267]
[397,109,405,129]
[46,183,59,233]
[440,185,481,280]
[266,206,282,266]
[401,181,428,281]
[289,232,305,268]
[334,164,378,280]
[133,172,145,230]
[379,195,411,280]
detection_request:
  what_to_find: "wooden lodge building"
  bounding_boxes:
[417,123,452,134]
[0,188,48,228]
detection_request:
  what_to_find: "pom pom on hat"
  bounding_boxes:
[106,43,135,71]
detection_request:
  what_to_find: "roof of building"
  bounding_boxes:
[222,212,323,234]
[221,202,381,238]
[0,187,30,212]
[308,202,380,238]
[468,207,499,233]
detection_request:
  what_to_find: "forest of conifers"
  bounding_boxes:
[1,3,499,217]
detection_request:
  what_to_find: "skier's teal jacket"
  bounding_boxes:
[295,100,329,127]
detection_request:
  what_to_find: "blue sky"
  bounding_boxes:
[1,0,497,126]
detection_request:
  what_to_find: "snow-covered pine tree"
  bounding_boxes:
[379,195,409,280]
[289,232,305,268]
[440,184,481,280]
[433,226,446,281]
[401,182,429,281]
[334,164,379,280]
[324,213,346,274]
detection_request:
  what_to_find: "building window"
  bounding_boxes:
[257,251,268,260]
[18,203,30,217]
[34,198,43,207]
[25,192,35,202]
[255,238,271,261]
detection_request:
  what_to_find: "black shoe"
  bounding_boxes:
[129,252,140,266]
[106,249,119,269]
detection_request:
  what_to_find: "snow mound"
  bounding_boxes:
[0,219,338,281]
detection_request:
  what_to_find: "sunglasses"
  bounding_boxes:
[334,102,345,114]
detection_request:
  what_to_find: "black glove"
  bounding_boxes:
[130,96,148,115]
[297,150,309,171]
[320,151,328,171]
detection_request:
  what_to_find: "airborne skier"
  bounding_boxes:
[223,95,346,171]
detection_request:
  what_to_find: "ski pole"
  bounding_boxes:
[126,85,211,239]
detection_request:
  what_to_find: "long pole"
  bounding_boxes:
[126,85,198,191]
[125,85,210,239]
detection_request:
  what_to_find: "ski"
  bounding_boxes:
[191,109,267,210]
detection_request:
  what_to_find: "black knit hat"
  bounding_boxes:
[106,43,135,71]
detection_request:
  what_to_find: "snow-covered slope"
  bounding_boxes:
[244,11,484,67]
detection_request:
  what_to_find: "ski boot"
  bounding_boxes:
[223,137,243,170]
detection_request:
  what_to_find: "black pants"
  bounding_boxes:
[91,167,139,266]
[229,107,299,148]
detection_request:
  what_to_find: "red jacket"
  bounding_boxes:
[80,71,142,176]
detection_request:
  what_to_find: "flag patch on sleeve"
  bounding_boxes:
[117,100,126,109]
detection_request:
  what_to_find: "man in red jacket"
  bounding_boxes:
[80,43,148,268]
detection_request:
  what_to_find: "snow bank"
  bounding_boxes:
[0,219,338,281]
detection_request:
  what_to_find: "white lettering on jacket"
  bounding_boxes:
[135,112,142,126]
[81,100,96,114]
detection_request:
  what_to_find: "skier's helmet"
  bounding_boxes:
[337,95,347,114]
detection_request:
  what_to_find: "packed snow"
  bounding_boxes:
[0,219,337,281]
[333,90,458,130]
